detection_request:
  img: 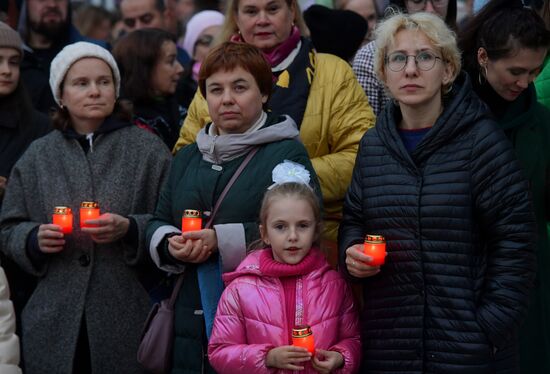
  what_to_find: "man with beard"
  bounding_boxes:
[17,0,106,113]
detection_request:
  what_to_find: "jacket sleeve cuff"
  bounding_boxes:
[122,216,138,248]
[149,225,185,274]
[25,226,48,268]
[214,223,246,273]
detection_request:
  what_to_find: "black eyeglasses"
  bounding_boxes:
[122,13,154,28]
[385,51,443,72]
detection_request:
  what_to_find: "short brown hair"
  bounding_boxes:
[198,42,272,100]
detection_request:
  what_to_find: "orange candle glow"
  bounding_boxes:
[292,325,315,354]
[181,209,202,232]
[364,234,386,266]
[53,206,73,234]
[80,201,100,228]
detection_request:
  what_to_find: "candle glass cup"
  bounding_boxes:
[80,201,100,228]
[53,206,73,234]
[292,325,315,354]
[364,234,386,266]
[182,209,202,233]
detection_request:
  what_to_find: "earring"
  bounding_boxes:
[478,64,488,85]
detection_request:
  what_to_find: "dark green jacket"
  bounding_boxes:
[146,119,320,373]
[499,85,550,374]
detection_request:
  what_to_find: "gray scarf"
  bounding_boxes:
[196,113,300,164]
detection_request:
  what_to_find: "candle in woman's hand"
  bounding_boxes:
[181,209,202,233]
[364,234,386,266]
[292,325,315,354]
[80,201,100,228]
[53,206,73,234]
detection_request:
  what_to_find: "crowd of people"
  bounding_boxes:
[0,0,548,373]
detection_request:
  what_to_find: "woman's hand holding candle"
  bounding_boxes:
[311,349,344,374]
[80,213,129,244]
[37,224,66,253]
[345,244,380,278]
[168,229,216,264]
[266,346,311,371]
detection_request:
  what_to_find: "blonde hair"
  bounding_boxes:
[373,12,461,94]
[258,182,322,247]
[216,0,308,45]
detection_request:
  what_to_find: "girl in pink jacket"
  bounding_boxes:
[208,173,361,373]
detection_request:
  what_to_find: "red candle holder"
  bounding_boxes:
[182,209,202,233]
[53,206,73,234]
[80,201,100,228]
[364,234,386,266]
[292,325,315,354]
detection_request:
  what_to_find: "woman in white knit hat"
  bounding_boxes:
[0,41,172,373]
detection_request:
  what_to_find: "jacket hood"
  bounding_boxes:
[196,113,300,164]
[377,71,491,170]
[222,248,332,285]
[61,115,131,139]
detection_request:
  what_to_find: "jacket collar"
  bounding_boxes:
[377,72,491,169]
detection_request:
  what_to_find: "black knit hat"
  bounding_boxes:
[0,21,23,56]
[304,5,368,62]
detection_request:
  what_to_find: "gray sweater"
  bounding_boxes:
[0,123,171,373]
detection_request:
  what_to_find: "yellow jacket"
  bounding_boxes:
[174,53,376,242]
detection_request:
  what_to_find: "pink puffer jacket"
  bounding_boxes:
[208,249,361,373]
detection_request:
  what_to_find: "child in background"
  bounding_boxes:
[208,163,360,373]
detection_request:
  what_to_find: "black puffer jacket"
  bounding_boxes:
[338,73,536,374]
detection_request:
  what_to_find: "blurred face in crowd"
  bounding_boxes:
[344,0,377,41]
[205,67,268,134]
[175,0,196,22]
[0,48,21,97]
[235,0,296,51]
[120,0,166,31]
[405,0,449,19]
[383,29,453,110]
[151,40,184,96]
[193,25,222,62]
[27,0,68,39]
[478,46,547,102]
[61,58,116,132]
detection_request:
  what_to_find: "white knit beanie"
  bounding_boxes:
[181,11,225,58]
[49,41,121,106]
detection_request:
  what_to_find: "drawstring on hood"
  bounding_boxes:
[85,133,94,152]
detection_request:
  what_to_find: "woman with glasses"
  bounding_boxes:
[458,0,550,372]
[339,12,536,373]
[353,0,457,116]
[113,28,185,150]
[181,10,224,83]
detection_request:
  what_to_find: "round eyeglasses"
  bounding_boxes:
[385,51,443,72]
